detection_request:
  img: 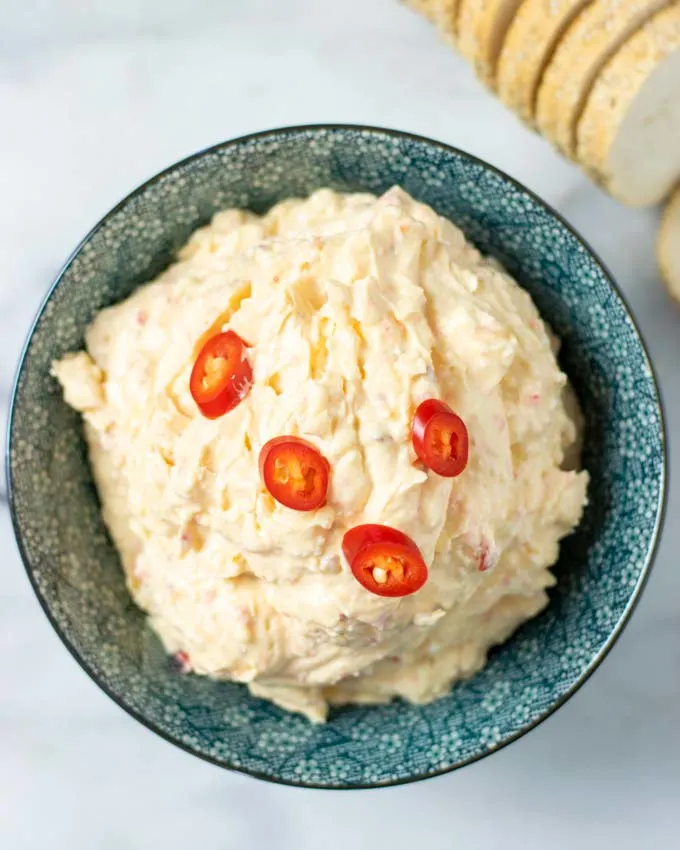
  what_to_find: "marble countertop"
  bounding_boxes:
[1,1,678,847]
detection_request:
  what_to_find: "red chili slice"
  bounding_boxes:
[190,330,252,419]
[411,399,469,477]
[342,524,428,598]
[259,436,330,511]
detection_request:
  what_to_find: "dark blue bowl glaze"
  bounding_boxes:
[7,126,666,788]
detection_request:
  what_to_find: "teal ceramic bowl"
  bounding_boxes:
[7,126,666,788]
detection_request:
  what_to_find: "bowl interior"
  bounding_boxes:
[8,127,665,788]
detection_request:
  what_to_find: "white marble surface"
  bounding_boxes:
[1,1,678,846]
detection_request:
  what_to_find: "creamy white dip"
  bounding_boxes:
[53,187,588,722]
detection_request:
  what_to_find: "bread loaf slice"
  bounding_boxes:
[456,0,526,85]
[403,0,460,29]
[535,0,671,157]
[658,184,680,302]
[577,3,680,206]
[496,0,592,124]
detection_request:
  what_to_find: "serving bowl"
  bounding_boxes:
[7,125,666,788]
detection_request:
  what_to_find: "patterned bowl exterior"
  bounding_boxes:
[7,126,666,788]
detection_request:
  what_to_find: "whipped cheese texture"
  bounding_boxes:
[52,187,588,722]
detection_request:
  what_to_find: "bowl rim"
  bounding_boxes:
[6,123,668,790]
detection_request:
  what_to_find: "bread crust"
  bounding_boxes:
[497,0,592,124]
[576,3,680,205]
[456,0,526,86]
[535,0,671,156]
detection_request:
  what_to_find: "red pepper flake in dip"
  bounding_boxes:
[173,651,191,673]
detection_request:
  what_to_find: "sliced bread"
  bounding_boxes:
[658,185,680,302]
[455,0,526,85]
[535,0,671,157]
[577,3,680,206]
[403,0,460,29]
[496,0,593,124]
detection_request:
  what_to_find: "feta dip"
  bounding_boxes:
[52,187,588,722]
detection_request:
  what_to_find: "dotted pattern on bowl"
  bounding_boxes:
[8,127,665,788]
